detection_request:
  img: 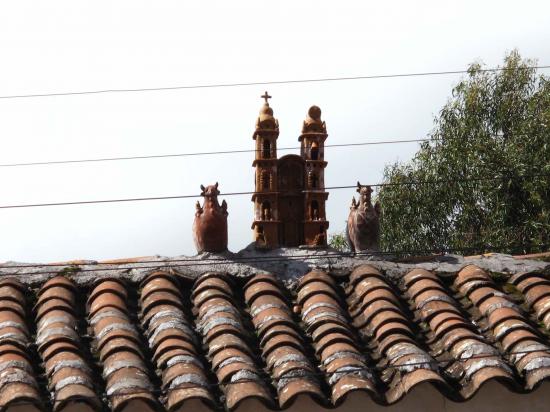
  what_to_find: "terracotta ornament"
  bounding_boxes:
[251,94,330,248]
[193,182,228,253]
[346,182,381,252]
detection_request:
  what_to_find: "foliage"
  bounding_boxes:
[329,231,350,252]
[378,51,550,255]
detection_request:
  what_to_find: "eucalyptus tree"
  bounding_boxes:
[378,51,550,255]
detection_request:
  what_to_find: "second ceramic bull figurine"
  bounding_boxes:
[346,182,381,252]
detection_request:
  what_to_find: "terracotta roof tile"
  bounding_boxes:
[88,293,129,319]
[297,270,377,405]
[244,281,287,304]
[455,265,550,390]
[0,279,42,411]
[403,269,513,399]
[87,279,127,305]
[510,272,550,329]
[243,273,323,408]
[37,276,76,305]
[348,265,447,403]
[192,273,275,410]
[139,272,215,411]
[140,272,181,299]
[3,260,550,410]
[88,280,158,412]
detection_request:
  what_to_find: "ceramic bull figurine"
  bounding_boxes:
[193,182,228,253]
[346,182,381,252]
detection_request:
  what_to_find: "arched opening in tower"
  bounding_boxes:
[262,139,271,158]
[310,200,319,220]
[310,142,319,160]
[261,200,272,220]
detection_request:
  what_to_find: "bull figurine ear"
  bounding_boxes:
[357,181,361,188]
[356,181,361,193]
[200,184,205,195]
[215,182,219,189]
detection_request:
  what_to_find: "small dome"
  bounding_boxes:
[256,101,278,130]
[302,105,326,133]
[308,105,322,121]
[259,103,274,119]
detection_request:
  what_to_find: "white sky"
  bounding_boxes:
[1,1,549,263]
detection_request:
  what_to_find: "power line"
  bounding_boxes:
[0,138,430,168]
[0,65,548,100]
[1,243,546,273]
[0,247,469,270]
[1,172,548,210]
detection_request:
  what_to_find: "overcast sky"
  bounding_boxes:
[1,1,549,263]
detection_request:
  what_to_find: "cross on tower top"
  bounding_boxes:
[261,91,272,103]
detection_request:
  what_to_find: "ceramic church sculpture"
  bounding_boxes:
[251,92,329,248]
[346,182,381,252]
[193,182,228,253]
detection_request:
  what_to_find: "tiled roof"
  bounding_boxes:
[1,262,550,411]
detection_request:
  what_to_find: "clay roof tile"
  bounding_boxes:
[244,273,280,289]
[225,381,274,411]
[38,276,76,295]
[348,265,383,287]
[141,290,184,314]
[3,256,550,409]
[0,382,42,411]
[166,387,216,411]
[141,277,181,302]
[244,281,287,305]
[509,271,544,286]
[277,378,325,409]
[191,275,233,299]
[331,374,377,405]
[455,265,491,289]
[297,282,341,306]
[153,339,198,366]
[403,268,440,288]
[87,280,127,306]
[88,292,129,318]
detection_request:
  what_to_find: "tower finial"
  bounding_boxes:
[261,91,272,104]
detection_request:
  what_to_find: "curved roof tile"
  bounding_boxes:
[2,261,550,410]
[0,279,42,411]
[347,265,448,403]
[455,265,550,390]
[192,273,275,410]
[297,270,377,405]
[403,268,514,399]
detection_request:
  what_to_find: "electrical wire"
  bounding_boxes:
[1,242,543,270]
[1,172,548,210]
[1,243,546,274]
[0,65,548,100]
[0,138,430,168]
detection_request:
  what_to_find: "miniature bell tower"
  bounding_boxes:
[300,105,329,246]
[251,95,330,249]
[251,92,280,248]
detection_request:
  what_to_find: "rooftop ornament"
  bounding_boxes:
[193,182,228,253]
[251,94,330,248]
[346,182,381,252]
